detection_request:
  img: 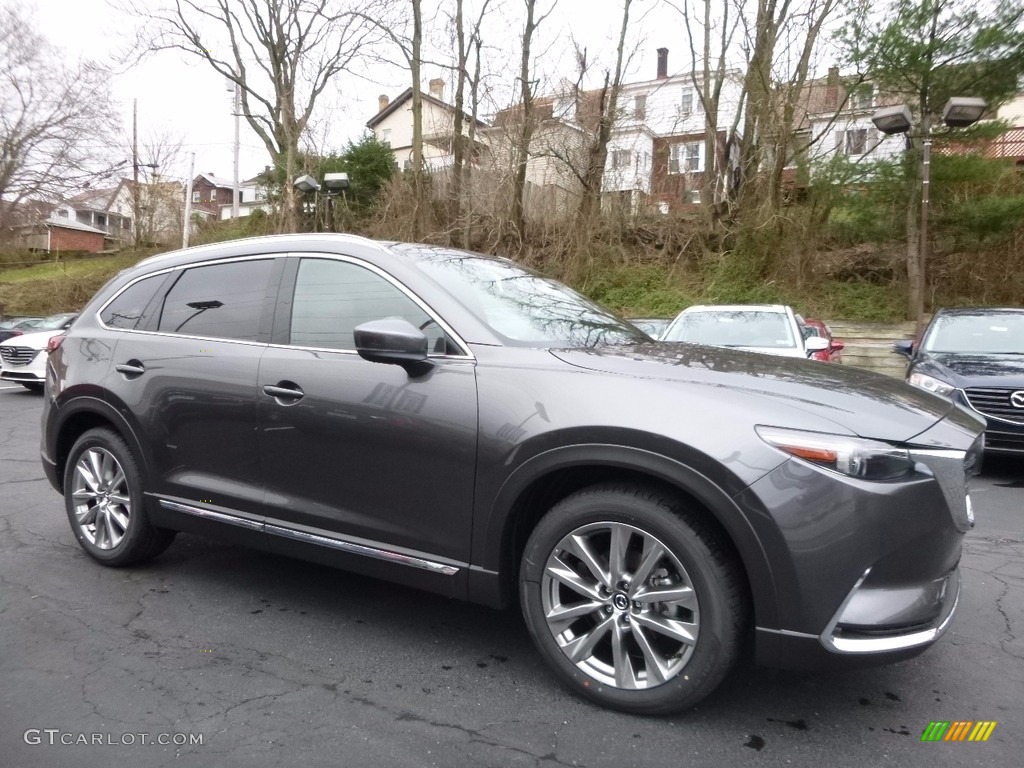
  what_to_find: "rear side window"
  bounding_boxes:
[158,260,273,341]
[100,275,165,330]
[289,258,440,351]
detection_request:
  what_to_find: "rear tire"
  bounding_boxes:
[519,483,746,715]
[64,428,175,566]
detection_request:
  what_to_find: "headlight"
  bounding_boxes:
[908,372,955,397]
[756,426,915,481]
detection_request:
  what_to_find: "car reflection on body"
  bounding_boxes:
[42,235,982,714]
[895,307,1024,455]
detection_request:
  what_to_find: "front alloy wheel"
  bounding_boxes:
[520,484,745,714]
[541,521,700,689]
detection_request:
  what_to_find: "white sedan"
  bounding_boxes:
[661,304,829,358]
[0,313,76,391]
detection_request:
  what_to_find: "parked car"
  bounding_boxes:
[661,304,830,359]
[895,307,1024,455]
[627,317,674,340]
[0,313,77,390]
[0,317,42,344]
[802,318,845,363]
[42,235,982,714]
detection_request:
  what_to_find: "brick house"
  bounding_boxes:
[190,173,236,216]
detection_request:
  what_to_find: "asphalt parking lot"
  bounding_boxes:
[1,383,1021,767]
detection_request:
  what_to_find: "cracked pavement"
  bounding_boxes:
[0,385,1021,767]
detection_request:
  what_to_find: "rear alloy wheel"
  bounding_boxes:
[520,484,746,715]
[64,428,175,566]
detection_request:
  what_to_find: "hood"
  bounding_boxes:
[0,329,65,349]
[916,352,1024,389]
[551,342,960,444]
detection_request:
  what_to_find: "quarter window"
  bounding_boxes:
[158,260,273,341]
[100,274,166,330]
[289,258,444,352]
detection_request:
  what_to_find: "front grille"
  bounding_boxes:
[965,387,1024,424]
[985,429,1024,454]
[0,346,39,366]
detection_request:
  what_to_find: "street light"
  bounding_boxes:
[872,96,987,339]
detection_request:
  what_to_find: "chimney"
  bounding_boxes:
[825,66,839,110]
[378,94,390,113]
[429,78,445,100]
[657,48,668,80]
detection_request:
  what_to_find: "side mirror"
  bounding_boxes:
[830,340,845,352]
[892,339,914,358]
[804,336,830,355]
[354,318,432,376]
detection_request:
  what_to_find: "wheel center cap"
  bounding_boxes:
[612,592,630,611]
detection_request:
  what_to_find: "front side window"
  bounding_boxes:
[289,258,445,352]
[158,259,273,341]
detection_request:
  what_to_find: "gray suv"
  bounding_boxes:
[42,234,983,714]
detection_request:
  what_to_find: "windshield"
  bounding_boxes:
[662,310,796,348]
[31,314,74,331]
[399,246,648,347]
[923,311,1024,354]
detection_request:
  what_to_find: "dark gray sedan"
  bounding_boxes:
[41,235,983,714]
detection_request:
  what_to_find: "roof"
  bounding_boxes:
[366,88,489,130]
[67,186,118,210]
[45,217,107,235]
[195,173,237,189]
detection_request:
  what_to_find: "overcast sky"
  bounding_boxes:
[34,0,759,187]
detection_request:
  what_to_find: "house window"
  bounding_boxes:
[381,128,392,145]
[689,189,701,204]
[669,142,701,173]
[553,95,575,120]
[633,95,646,120]
[192,191,200,203]
[680,88,704,115]
[611,150,631,169]
[843,128,868,155]
[848,85,873,110]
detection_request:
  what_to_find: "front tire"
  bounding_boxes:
[519,483,746,715]
[64,428,175,566]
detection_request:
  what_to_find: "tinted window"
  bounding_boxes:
[101,276,164,330]
[158,260,273,341]
[290,258,441,351]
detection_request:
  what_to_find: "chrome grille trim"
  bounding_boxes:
[964,387,1024,424]
[0,346,39,366]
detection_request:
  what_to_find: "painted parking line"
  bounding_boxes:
[0,385,27,390]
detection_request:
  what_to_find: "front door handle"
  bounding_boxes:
[263,383,304,402]
[115,361,145,377]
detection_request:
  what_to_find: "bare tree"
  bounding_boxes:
[129,0,383,233]
[511,0,558,241]
[575,0,635,226]
[449,0,495,247]
[0,5,116,238]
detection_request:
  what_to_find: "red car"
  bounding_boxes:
[802,319,844,362]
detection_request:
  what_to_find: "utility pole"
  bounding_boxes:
[183,152,195,248]
[232,80,240,219]
[132,99,140,247]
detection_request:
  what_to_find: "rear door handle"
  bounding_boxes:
[115,361,145,377]
[263,383,304,402]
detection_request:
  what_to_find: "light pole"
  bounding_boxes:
[872,96,986,339]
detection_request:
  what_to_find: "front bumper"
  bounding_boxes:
[737,434,976,672]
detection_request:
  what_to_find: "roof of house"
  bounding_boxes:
[366,88,489,130]
[195,173,236,189]
[45,217,107,235]
[66,186,118,210]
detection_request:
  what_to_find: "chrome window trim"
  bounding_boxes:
[158,498,461,576]
[285,252,474,360]
[94,252,475,361]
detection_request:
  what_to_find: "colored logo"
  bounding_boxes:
[921,721,997,742]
